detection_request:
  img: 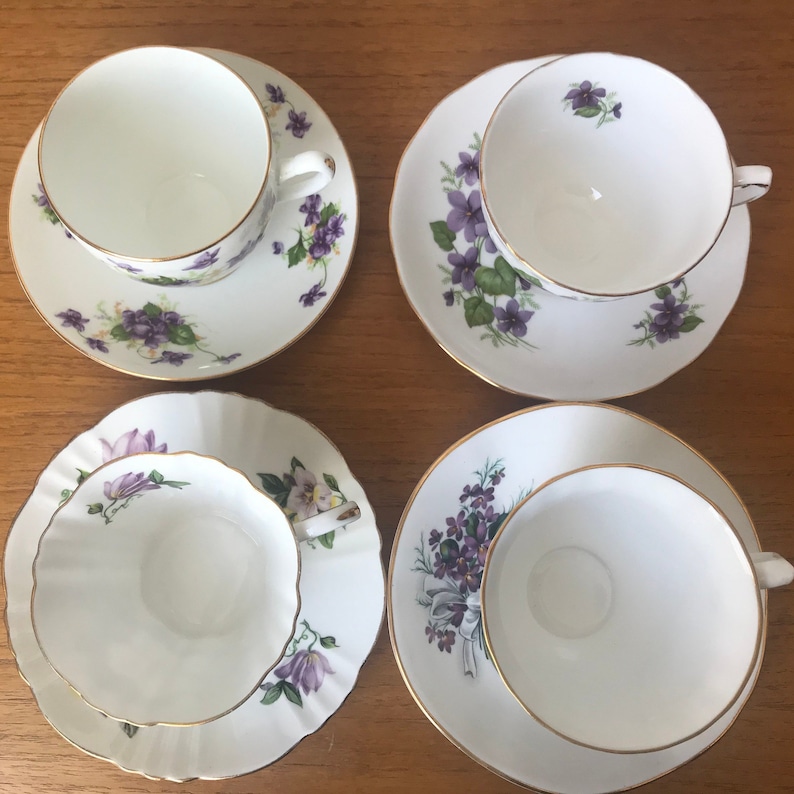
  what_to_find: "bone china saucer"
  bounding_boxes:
[4,391,385,781]
[390,58,751,401]
[388,402,766,793]
[9,49,358,381]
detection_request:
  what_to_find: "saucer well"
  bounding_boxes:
[388,402,766,793]
[390,59,751,401]
[9,48,358,381]
[4,391,385,781]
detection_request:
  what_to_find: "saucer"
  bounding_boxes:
[388,402,766,793]
[9,49,358,381]
[4,391,385,781]
[390,59,751,401]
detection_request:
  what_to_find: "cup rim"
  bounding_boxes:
[480,461,764,754]
[30,449,302,728]
[37,45,273,265]
[479,52,735,298]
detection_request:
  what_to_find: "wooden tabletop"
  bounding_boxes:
[1,1,793,792]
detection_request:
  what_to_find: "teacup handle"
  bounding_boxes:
[732,165,772,206]
[752,551,794,590]
[291,501,361,542]
[277,151,336,203]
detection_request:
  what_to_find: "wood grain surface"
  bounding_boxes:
[1,1,792,792]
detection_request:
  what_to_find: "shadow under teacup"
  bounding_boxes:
[30,451,360,728]
[480,463,793,754]
[479,52,772,300]
[37,46,335,286]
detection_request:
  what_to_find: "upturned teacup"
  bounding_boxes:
[31,451,360,727]
[37,46,335,286]
[479,52,772,299]
[480,464,793,753]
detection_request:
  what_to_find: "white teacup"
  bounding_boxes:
[38,46,335,286]
[31,451,360,727]
[481,464,793,754]
[479,52,772,299]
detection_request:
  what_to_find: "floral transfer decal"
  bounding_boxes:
[87,468,189,525]
[55,300,241,367]
[431,134,541,349]
[264,83,312,141]
[412,459,530,678]
[259,620,338,708]
[628,280,704,348]
[563,81,622,127]
[258,457,349,549]
[272,193,346,308]
[32,183,72,238]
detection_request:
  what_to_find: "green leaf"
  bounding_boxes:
[260,681,283,705]
[574,106,601,118]
[168,323,197,346]
[162,480,190,489]
[76,468,90,484]
[463,295,495,328]
[320,635,338,649]
[678,314,704,333]
[474,257,516,297]
[318,531,335,549]
[110,324,130,341]
[654,285,672,300]
[465,511,479,537]
[323,473,340,492]
[319,202,340,226]
[522,272,543,288]
[290,457,305,473]
[59,489,73,504]
[148,470,164,484]
[143,302,162,318]
[258,472,289,496]
[287,234,307,267]
[429,220,456,252]
[141,276,188,286]
[487,512,508,540]
[87,503,103,515]
[282,681,303,707]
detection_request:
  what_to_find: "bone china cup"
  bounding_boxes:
[37,46,335,286]
[31,451,360,727]
[481,464,794,754]
[479,52,772,299]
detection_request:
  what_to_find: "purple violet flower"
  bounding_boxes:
[286,109,312,138]
[458,565,482,595]
[443,289,454,307]
[651,294,689,329]
[108,258,144,274]
[152,350,193,366]
[460,483,483,503]
[272,241,285,255]
[463,521,490,567]
[183,247,220,271]
[299,283,327,307]
[445,510,467,540]
[437,630,456,653]
[86,337,109,353]
[493,299,534,338]
[448,246,480,292]
[308,240,332,260]
[425,624,436,644]
[103,471,160,501]
[428,529,443,547]
[56,309,88,332]
[446,190,485,243]
[455,151,480,186]
[299,194,322,226]
[219,352,242,364]
[565,81,607,110]
[121,310,170,349]
[612,102,622,118]
[265,83,286,104]
[317,214,345,243]
[274,649,334,694]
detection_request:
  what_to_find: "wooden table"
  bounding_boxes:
[1,1,792,792]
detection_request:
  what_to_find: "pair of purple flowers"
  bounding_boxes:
[265,82,312,138]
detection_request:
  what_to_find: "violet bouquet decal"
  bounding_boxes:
[563,81,622,127]
[629,280,704,348]
[55,300,241,367]
[272,193,346,308]
[87,469,189,525]
[258,457,349,549]
[431,134,541,349]
[259,620,338,708]
[412,458,530,677]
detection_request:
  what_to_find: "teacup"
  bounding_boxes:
[479,52,772,299]
[31,451,360,727]
[37,46,335,286]
[480,464,793,753]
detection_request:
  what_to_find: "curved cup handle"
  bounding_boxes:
[751,551,794,590]
[732,165,772,206]
[277,151,336,203]
[292,501,361,543]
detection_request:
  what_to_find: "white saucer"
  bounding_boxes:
[390,59,751,401]
[388,402,766,793]
[4,391,385,781]
[9,49,358,381]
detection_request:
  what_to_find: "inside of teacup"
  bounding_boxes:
[481,53,734,295]
[39,47,269,259]
[482,465,761,753]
